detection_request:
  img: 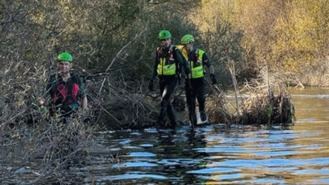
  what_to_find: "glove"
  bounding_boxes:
[148,80,154,91]
[210,74,217,85]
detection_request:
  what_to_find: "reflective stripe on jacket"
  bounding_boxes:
[177,46,205,79]
[190,49,205,79]
[156,46,177,76]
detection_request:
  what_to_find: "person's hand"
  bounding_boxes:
[210,74,217,85]
[148,80,154,91]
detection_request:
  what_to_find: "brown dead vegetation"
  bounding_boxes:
[207,81,295,126]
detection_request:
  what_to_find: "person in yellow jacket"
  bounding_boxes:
[148,30,189,128]
[178,34,217,126]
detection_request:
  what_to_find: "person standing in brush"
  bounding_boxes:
[177,34,217,126]
[45,51,88,118]
[148,30,189,128]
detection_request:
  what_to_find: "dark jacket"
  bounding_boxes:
[47,73,85,115]
[151,45,189,80]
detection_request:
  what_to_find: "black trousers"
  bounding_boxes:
[158,76,177,126]
[185,78,206,124]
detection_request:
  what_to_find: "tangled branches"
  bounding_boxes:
[207,81,295,126]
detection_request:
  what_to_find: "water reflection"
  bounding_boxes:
[88,88,329,185]
[1,88,329,184]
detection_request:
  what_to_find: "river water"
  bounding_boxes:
[1,88,329,184]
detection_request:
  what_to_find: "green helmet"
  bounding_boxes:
[57,52,73,62]
[181,34,195,44]
[158,30,172,40]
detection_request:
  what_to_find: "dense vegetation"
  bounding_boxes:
[1,1,318,182]
[0,0,328,127]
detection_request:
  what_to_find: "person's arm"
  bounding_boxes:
[202,52,217,84]
[202,53,214,74]
[174,46,190,78]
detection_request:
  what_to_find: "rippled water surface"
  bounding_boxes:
[84,88,329,185]
[2,88,329,184]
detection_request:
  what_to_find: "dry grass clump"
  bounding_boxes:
[205,82,295,126]
[237,83,295,125]
[206,89,232,124]
[206,60,295,126]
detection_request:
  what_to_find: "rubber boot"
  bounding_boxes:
[200,111,207,122]
[157,109,166,128]
[189,111,197,127]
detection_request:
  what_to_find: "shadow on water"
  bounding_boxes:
[84,88,329,184]
[1,87,329,184]
[90,127,211,185]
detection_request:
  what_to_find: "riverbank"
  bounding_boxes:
[272,67,329,88]
[97,79,295,129]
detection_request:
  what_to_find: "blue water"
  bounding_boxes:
[1,88,329,185]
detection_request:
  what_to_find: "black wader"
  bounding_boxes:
[158,76,177,128]
[185,78,206,126]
